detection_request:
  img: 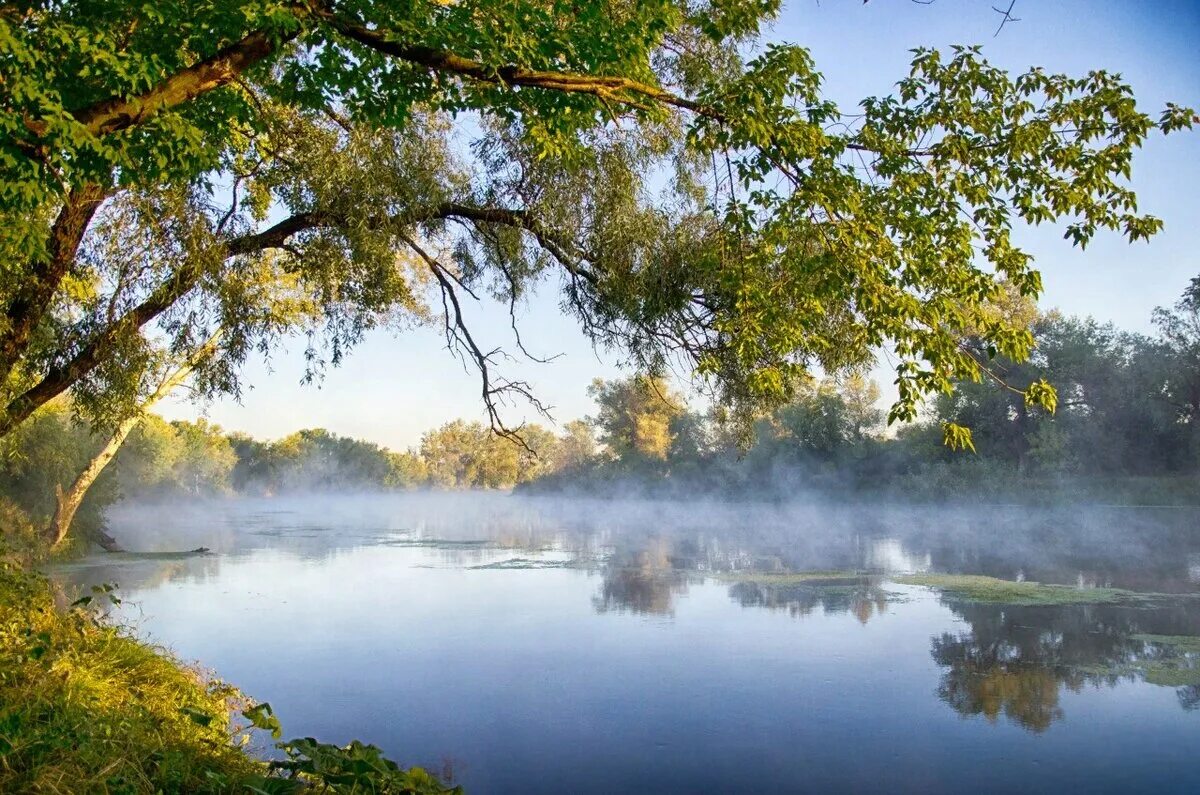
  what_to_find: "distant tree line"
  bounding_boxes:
[3,277,1198,554]
[526,277,1200,501]
[0,403,591,552]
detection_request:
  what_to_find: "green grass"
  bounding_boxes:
[0,564,264,793]
[0,562,458,793]
[1132,634,1200,653]
[893,574,1153,605]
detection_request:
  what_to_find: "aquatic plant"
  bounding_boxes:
[895,574,1157,605]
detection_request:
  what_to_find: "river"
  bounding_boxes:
[49,494,1200,794]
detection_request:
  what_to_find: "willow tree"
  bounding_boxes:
[1,1,1195,452]
[46,332,221,550]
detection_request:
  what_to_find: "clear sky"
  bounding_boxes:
[161,0,1200,451]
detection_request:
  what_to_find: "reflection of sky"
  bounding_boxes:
[92,494,1200,593]
[50,495,1200,794]
[864,538,931,574]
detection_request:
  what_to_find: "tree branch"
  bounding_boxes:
[314,7,708,118]
[27,29,294,139]
[401,233,551,450]
[0,183,107,387]
[0,200,578,435]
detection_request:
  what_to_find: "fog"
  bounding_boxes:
[90,491,1200,595]
[44,489,1199,794]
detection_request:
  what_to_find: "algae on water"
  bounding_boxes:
[893,573,1161,605]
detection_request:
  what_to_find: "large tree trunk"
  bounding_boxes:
[0,186,107,388]
[47,334,220,551]
[47,411,143,550]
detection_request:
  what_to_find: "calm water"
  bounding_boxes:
[51,495,1200,794]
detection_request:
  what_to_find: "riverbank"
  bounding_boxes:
[0,561,457,793]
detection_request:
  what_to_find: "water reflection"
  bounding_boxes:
[41,494,1200,793]
[51,552,222,598]
[930,597,1200,731]
[728,578,897,624]
[593,542,689,615]
[80,495,1200,595]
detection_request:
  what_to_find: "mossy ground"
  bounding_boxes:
[893,573,1157,605]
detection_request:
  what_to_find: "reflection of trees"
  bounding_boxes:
[52,553,221,598]
[936,655,1075,733]
[593,542,687,615]
[904,506,1200,594]
[728,580,892,625]
[931,599,1200,732]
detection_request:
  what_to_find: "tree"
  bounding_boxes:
[761,378,880,465]
[1,0,1194,453]
[553,420,598,473]
[419,419,554,488]
[927,309,1198,477]
[1,399,111,545]
[256,428,401,491]
[1153,276,1200,425]
[588,375,686,464]
[386,449,429,490]
[46,333,221,548]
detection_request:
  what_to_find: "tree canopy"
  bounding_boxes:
[2,1,1195,447]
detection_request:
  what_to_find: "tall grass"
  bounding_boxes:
[0,562,263,792]
[0,560,461,793]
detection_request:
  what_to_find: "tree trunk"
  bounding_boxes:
[47,333,221,550]
[0,185,107,389]
[48,411,143,549]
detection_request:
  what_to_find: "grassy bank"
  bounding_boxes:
[0,561,457,794]
[714,570,1197,606]
[894,573,1170,605]
[0,562,265,792]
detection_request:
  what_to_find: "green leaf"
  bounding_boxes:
[180,706,213,727]
[243,702,283,739]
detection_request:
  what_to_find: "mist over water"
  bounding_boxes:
[91,492,1200,592]
[52,493,1200,794]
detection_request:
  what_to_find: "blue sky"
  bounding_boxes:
[161,0,1200,450]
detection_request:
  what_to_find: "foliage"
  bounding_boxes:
[0,399,111,552]
[420,419,556,489]
[0,497,41,563]
[0,562,455,793]
[525,276,1200,502]
[552,419,598,473]
[270,737,461,794]
[2,0,1194,452]
[247,427,419,493]
[6,277,1200,558]
[589,375,685,463]
[1151,276,1200,427]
